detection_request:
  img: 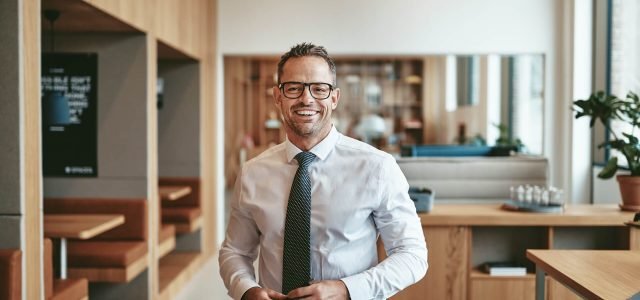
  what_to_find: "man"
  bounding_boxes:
[219,43,428,300]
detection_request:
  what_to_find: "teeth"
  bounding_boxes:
[295,110,317,116]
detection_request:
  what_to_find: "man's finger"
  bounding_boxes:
[265,288,288,300]
[286,285,315,299]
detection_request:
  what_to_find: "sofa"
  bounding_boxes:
[397,155,549,202]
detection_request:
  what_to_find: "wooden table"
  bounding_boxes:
[159,185,192,201]
[44,214,125,279]
[527,249,640,300]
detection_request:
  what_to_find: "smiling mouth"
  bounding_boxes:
[294,110,319,116]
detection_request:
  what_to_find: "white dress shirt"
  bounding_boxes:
[219,127,428,300]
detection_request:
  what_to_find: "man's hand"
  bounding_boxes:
[241,286,287,300]
[286,280,349,300]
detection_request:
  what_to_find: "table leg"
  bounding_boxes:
[60,237,67,279]
[535,266,545,300]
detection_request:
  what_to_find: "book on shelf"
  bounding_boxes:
[481,261,527,276]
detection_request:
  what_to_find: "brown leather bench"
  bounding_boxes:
[44,238,88,300]
[44,198,148,283]
[0,248,21,300]
[160,177,202,233]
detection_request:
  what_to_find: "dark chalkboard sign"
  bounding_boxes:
[42,53,98,177]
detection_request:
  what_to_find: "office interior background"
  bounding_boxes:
[1,0,639,299]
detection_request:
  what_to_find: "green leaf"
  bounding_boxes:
[598,157,618,179]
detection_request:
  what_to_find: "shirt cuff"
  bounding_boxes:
[231,278,260,300]
[341,274,369,300]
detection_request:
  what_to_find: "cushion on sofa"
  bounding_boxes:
[44,198,147,240]
[67,241,147,268]
[161,207,201,223]
[0,249,21,300]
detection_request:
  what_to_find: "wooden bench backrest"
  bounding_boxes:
[44,198,147,241]
[44,238,53,299]
[159,177,200,208]
[0,248,22,300]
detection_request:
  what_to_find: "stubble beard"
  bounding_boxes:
[282,108,329,139]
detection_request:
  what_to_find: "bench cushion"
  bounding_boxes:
[44,239,54,299]
[162,207,201,223]
[67,241,147,268]
[0,249,21,300]
[51,279,88,300]
[0,249,22,300]
[44,198,147,240]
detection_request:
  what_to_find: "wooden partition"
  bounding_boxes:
[5,0,218,299]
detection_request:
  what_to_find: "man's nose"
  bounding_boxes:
[299,86,315,104]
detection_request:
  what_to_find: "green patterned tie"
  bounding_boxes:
[282,151,315,294]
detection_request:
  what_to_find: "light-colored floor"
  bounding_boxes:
[175,254,232,300]
[175,188,234,299]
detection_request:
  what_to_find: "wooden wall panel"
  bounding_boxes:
[146,34,160,299]
[83,0,150,31]
[24,0,43,298]
[200,0,217,255]
[154,0,200,58]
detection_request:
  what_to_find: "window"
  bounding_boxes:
[609,0,640,166]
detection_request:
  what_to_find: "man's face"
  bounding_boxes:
[274,56,340,143]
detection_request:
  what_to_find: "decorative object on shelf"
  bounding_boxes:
[573,91,640,211]
[501,184,564,213]
[355,114,387,145]
[408,187,434,213]
[264,111,281,129]
[493,123,524,155]
[481,261,527,276]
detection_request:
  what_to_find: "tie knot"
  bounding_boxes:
[295,152,315,169]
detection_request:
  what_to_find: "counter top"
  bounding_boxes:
[419,204,636,226]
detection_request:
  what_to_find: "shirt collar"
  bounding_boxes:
[285,126,339,163]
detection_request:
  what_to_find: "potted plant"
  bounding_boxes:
[573,90,640,210]
[489,123,525,156]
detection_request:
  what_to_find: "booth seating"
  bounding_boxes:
[159,178,202,233]
[158,224,176,259]
[0,248,21,300]
[44,238,88,300]
[397,156,549,202]
[44,198,148,282]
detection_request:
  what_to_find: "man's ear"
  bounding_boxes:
[331,88,340,110]
[273,85,281,106]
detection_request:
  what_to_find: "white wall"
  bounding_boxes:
[219,0,555,55]
[217,0,577,207]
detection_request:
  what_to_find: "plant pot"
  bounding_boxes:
[616,175,640,211]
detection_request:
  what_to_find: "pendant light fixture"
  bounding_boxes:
[42,9,71,126]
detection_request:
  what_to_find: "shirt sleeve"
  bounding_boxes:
[218,167,261,300]
[341,155,428,300]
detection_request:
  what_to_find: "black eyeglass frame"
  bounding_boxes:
[278,81,335,100]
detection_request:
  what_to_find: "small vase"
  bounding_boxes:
[616,175,640,211]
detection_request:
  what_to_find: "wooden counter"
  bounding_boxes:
[392,204,639,300]
[419,204,635,226]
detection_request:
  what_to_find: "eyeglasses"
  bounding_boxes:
[278,81,334,100]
